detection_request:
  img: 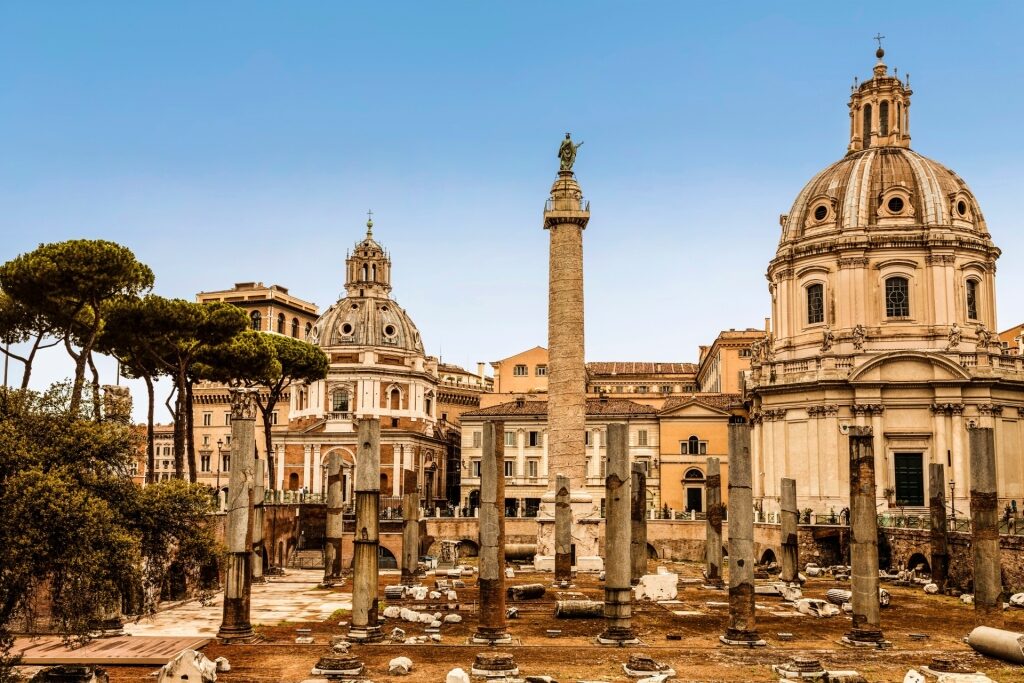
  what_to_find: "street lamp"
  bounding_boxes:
[949,479,956,522]
[216,438,224,490]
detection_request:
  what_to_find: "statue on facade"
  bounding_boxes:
[976,323,993,349]
[763,333,775,361]
[821,325,835,353]
[558,132,584,172]
[946,322,962,351]
[851,323,867,351]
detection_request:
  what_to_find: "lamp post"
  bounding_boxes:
[949,479,956,524]
[216,438,224,490]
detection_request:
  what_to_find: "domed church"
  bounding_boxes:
[747,47,1024,515]
[277,218,451,509]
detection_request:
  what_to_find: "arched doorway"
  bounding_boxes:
[380,472,389,493]
[468,489,480,511]
[683,468,705,512]
[379,546,398,569]
[907,553,930,573]
[759,549,778,566]
[288,472,299,490]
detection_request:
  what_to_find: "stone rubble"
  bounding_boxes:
[387,656,413,675]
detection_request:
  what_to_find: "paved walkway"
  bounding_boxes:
[124,569,352,637]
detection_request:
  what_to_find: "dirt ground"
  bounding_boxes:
[106,560,1024,682]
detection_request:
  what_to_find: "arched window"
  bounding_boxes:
[291,317,299,337]
[885,276,910,318]
[305,322,312,339]
[362,264,368,281]
[688,435,700,455]
[879,100,889,136]
[806,283,824,325]
[966,279,979,320]
[371,264,376,281]
[896,102,902,131]
[389,388,401,410]
[684,468,705,480]
[862,104,872,146]
[277,313,286,334]
[250,311,261,330]
[332,388,350,413]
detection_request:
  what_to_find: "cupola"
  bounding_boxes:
[847,41,913,153]
[345,214,392,297]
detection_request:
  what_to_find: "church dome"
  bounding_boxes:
[313,296,424,354]
[308,218,425,355]
[779,147,987,247]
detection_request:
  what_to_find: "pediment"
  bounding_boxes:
[848,351,971,384]
[660,400,731,417]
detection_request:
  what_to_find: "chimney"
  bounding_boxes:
[477,362,486,380]
[764,317,771,334]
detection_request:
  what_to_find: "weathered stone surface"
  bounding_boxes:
[388,656,413,675]
[632,572,678,601]
[795,598,840,617]
[445,668,470,683]
[158,650,217,683]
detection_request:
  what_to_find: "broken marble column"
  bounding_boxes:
[474,420,511,644]
[599,423,637,644]
[217,388,257,642]
[322,451,344,587]
[555,474,572,582]
[630,462,647,585]
[349,418,384,642]
[401,468,420,587]
[844,426,887,646]
[970,427,1003,625]
[780,477,798,583]
[721,423,764,645]
[251,455,265,584]
[705,456,724,588]
[929,462,949,593]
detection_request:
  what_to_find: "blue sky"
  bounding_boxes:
[2,2,1023,420]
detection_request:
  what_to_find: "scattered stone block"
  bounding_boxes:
[446,590,458,601]
[666,633,682,641]
[213,657,230,673]
[452,579,466,589]
[384,585,406,600]
[36,666,109,683]
[554,600,603,618]
[633,572,678,601]
[923,583,939,594]
[622,654,675,678]
[525,677,558,683]
[446,668,470,683]
[508,583,546,600]
[471,652,518,678]
[409,586,428,600]
[443,613,462,624]
[388,657,413,675]
[795,598,840,618]
[390,627,406,642]
[429,591,442,600]
[961,594,975,605]
[311,656,363,677]
[430,633,441,642]
[506,607,519,619]
[295,628,314,644]
[505,567,515,578]
[330,636,351,653]
[546,629,562,638]
[383,606,402,619]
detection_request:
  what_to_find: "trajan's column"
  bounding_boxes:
[536,133,603,572]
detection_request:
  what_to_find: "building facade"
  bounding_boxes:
[748,47,1024,514]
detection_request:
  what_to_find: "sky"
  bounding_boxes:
[2,2,1023,422]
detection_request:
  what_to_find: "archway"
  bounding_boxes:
[379,546,398,570]
[683,467,705,513]
[458,539,480,558]
[646,543,659,559]
[288,472,299,490]
[907,553,930,573]
[380,472,390,493]
[759,549,778,566]
[468,489,480,511]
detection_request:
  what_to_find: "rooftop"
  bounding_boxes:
[463,397,658,418]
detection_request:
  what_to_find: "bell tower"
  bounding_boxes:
[345,213,392,298]
[847,38,913,153]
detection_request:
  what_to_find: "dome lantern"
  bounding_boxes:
[847,40,912,153]
[345,211,392,297]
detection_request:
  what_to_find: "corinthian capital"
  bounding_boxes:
[229,387,260,420]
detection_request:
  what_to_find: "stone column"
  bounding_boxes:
[929,462,949,593]
[322,452,344,587]
[630,463,647,585]
[251,455,266,584]
[599,423,637,644]
[217,388,258,642]
[970,427,1003,625]
[780,477,798,583]
[555,475,572,582]
[844,426,887,646]
[401,468,420,587]
[349,418,383,642]
[312,445,323,494]
[474,420,511,644]
[705,457,724,588]
[721,424,764,646]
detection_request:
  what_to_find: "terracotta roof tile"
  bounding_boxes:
[661,393,744,412]
[586,362,697,375]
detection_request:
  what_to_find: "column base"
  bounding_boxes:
[347,625,384,643]
[216,624,259,643]
[597,630,639,645]
[471,632,512,645]
[251,575,267,585]
[720,630,766,647]
[841,629,890,649]
[471,652,518,677]
[320,576,345,588]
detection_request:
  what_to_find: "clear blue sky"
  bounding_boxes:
[2,2,1023,420]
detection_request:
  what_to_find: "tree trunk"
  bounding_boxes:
[185,379,197,483]
[145,375,156,484]
[261,395,277,492]
[20,334,57,390]
[87,353,102,421]
[173,369,187,479]
[69,309,102,417]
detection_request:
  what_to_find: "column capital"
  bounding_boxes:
[229,387,260,420]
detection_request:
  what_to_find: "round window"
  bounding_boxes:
[384,324,396,337]
[813,205,828,221]
[887,196,905,213]
[957,200,968,217]
[341,323,353,335]
[380,306,389,313]
[350,303,358,310]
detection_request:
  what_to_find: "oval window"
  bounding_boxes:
[351,303,359,310]
[957,200,968,217]
[341,323,353,335]
[887,196,905,213]
[813,205,828,221]
[384,324,396,337]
